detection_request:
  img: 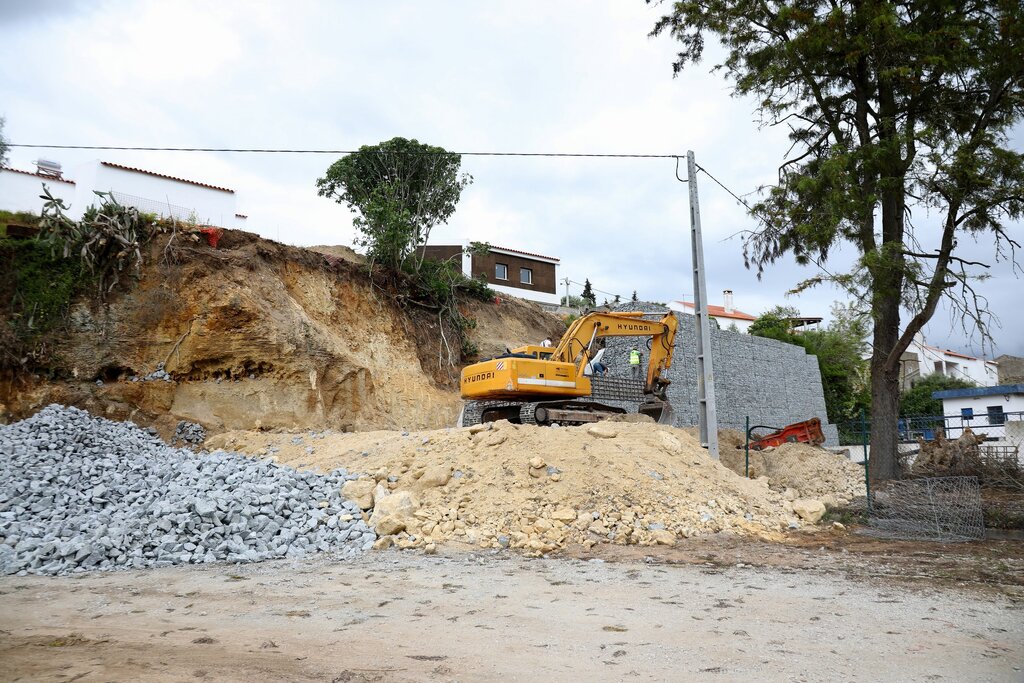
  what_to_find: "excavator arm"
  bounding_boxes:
[552,312,678,395]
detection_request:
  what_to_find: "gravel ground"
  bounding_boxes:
[0,405,375,575]
[0,549,1021,682]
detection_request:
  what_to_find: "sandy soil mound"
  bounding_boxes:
[206,420,833,554]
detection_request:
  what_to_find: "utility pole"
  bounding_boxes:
[686,151,720,460]
[562,277,571,309]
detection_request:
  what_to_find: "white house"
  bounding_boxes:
[0,160,247,229]
[934,383,1024,442]
[1,165,77,214]
[899,333,999,388]
[669,290,758,332]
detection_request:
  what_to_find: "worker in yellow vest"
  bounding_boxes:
[629,347,642,379]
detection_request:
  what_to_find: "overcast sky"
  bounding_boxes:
[2,1,1021,356]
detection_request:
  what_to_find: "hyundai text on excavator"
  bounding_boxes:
[458,311,678,427]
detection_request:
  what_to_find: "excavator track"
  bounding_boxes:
[459,377,673,427]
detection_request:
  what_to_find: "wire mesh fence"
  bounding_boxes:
[866,476,985,541]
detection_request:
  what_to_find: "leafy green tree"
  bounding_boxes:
[581,279,596,307]
[801,304,871,424]
[561,294,584,308]
[316,137,473,273]
[748,305,802,344]
[651,1,1024,481]
[899,374,974,417]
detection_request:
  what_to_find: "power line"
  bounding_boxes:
[8,143,680,159]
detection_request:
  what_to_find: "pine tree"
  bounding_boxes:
[631,290,638,303]
[581,279,596,307]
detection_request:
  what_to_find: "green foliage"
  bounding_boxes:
[899,374,974,417]
[0,237,84,369]
[316,137,473,274]
[581,279,596,307]
[38,187,153,299]
[631,290,638,303]
[748,305,802,343]
[560,294,584,308]
[651,0,1024,478]
[751,303,871,424]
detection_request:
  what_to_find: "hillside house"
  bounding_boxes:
[669,290,758,332]
[0,160,248,229]
[419,242,561,306]
[898,333,998,389]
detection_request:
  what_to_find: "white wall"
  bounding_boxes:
[905,339,998,387]
[939,392,1024,438]
[78,162,241,228]
[490,281,561,306]
[0,168,76,215]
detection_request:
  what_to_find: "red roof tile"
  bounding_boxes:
[101,162,234,193]
[2,166,75,184]
[675,301,757,321]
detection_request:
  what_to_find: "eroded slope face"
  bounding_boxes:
[1,232,560,435]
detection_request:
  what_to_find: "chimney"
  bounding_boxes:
[723,289,734,314]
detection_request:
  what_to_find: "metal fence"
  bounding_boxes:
[865,476,985,541]
[837,410,1024,446]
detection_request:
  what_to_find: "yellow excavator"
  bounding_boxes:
[458,311,678,427]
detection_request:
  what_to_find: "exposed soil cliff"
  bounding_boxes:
[0,230,562,437]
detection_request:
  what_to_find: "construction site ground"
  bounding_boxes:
[1,536,1022,682]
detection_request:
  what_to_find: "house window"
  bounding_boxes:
[520,267,533,285]
[495,263,508,280]
[987,405,1005,425]
[961,407,974,420]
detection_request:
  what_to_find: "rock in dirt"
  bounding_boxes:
[341,479,376,510]
[792,499,826,524]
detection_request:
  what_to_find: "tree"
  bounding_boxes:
[651,1,1024,481]
[316,137,473,273]
[899,374,974,417]
[801,303,872,424]
[748,305,802,343]
[0,117,9,167]
[631,290,639,302]
[561,294,584,308]
[581,278,596,307]
[613,294,621,305]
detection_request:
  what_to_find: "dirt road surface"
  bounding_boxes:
[2,544,1022,683]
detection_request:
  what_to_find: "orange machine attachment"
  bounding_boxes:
[747,418,826,450]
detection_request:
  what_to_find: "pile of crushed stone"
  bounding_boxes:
[207,419,843,555]
[0,405,375,576]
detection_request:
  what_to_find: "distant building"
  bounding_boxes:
[0,159,247,229]
[669,290,758,333]
[419,241,560,306]
[898,333,998,389]
[933,384,1024,441]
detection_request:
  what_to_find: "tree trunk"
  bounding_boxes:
[869,341,901,482]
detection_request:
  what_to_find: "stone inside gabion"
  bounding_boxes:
[0,405,376,576]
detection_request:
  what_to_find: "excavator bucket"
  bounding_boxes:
[639,400,675,425]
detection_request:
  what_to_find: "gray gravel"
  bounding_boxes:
[0,405,375,576]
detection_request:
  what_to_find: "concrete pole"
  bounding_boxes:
[687,151,720,460]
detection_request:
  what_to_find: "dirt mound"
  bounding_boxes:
[206,420,837,553]
[0,230,561,437]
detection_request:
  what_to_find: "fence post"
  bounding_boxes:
[744,415,750,478]
[861,408,871,510]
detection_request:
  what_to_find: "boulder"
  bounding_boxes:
[650,529,677,546]
[413,464,452,491]
[370,490,420,536]
[588,425,617,439]
[550,507,577,522]
[340,479,376,510]
[792,499,826,524]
